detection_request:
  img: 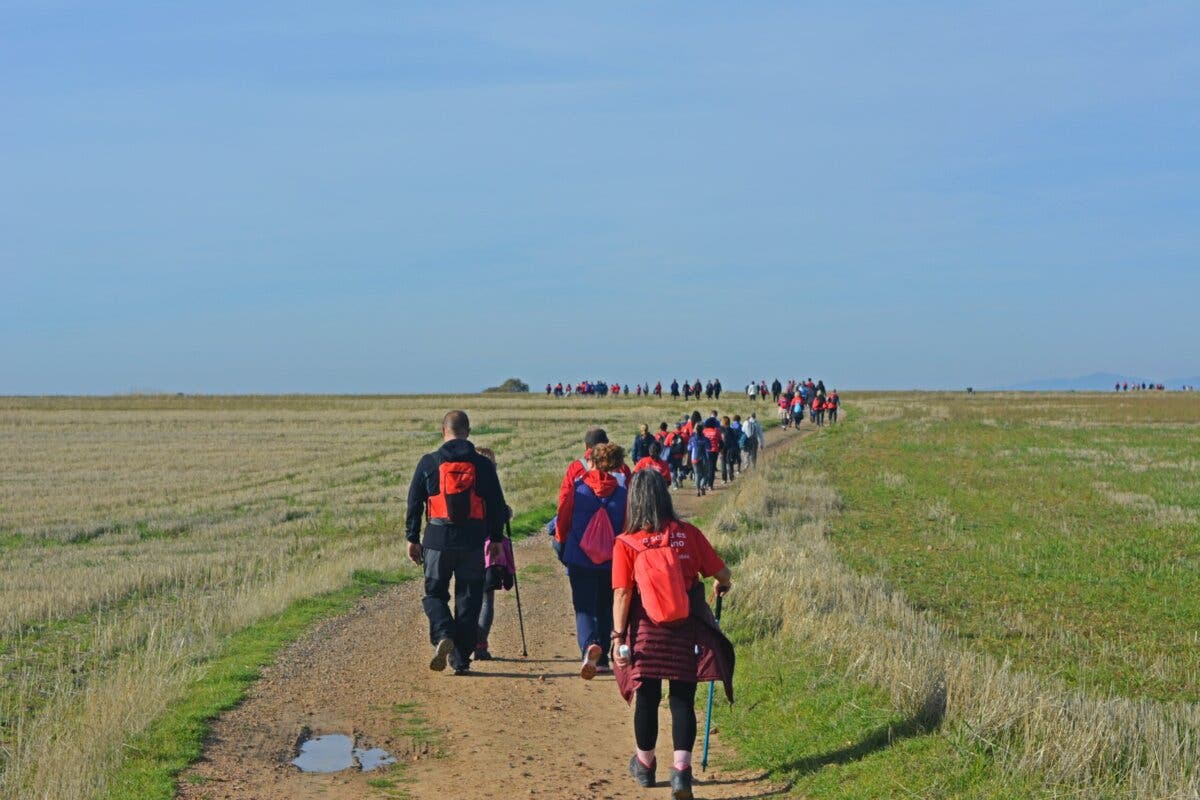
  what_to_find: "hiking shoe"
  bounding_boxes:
[670,766,694,800]
[452,664,472,676]
[629,755,656,788]
[579,643,602,680]
[474,647,493,661]
[429,637,454,672]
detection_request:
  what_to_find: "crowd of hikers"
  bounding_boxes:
[772,378,840,429]
[405,394,839,797]
[1115,381,1170,391]
[624,410,765,496]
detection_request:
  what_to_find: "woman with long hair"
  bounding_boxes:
[610,470,733,799]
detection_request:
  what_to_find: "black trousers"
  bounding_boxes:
[422,547,486,668]
[634,680,698,752]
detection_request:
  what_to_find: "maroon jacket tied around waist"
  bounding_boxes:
[614,583,735,704]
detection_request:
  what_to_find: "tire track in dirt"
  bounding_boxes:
[178,425,814,800]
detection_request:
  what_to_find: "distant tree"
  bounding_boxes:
[483,378,530,393]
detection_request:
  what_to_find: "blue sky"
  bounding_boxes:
[3,2,1197,393]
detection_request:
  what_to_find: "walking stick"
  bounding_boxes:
[701,589,725,772]
[506,522,529,657]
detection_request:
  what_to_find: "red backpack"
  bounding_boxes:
[426,458,485,525]
[623,527,690,625]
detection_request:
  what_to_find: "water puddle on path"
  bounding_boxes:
[291,733,397,773]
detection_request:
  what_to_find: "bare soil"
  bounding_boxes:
[178,427,810,800]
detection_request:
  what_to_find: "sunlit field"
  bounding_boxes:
[3,391,1198,799]
[0,393,766,800]
[708,391,1200,798]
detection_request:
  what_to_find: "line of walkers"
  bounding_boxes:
[404,412,762,798]
[548,378,738,401]
[629,411,765,497]
[550,428,733,799]
[775,378,839,429]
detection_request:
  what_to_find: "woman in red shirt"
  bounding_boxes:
[610,470,733,799]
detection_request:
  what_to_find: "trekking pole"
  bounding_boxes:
[701,589,725,772]
[506,522,529,657]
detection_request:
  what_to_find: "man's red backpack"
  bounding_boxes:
[623,526,690,625]
[426,458,485,525]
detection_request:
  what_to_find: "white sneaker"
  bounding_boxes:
[429,637,454,672]
[579,643,602,680]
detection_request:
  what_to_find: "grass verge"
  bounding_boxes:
[509,502,556,539]
[99,568,414,800]
[711,630,1038,799]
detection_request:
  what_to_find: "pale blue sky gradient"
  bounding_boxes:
[3,2,1197,392]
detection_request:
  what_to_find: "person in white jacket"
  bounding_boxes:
[742,413,764,468]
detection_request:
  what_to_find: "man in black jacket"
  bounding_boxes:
[406,410,508,675]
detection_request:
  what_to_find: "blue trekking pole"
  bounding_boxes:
[701,588,725,772]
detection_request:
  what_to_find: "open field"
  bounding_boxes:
[706,392,1200,798]
[2,392,1198,799]
[824,392,1200,703]
[0,393,767,800]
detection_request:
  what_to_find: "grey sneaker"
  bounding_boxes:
[429,637,454,672]
[628,755,656,788]
[670,766,694,800]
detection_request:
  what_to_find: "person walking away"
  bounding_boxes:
[634,440,673,483]
[713,378,722,400]
[686,426,709,496]
[828,390,840,424]
[683,382,692,401]
[555,443,628,678]
[631,424,655,463]
[558,428,631,518]
[792,393,805,428]
[611,470,734,799]
[666,423,686,489]
[406,410,508,675]
[720,416,740,483]
[771,378,782,403]
[743,413,762,468]
[473,447,514,661]
[701,418,722,488]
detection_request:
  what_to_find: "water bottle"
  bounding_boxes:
[618,644,631,660]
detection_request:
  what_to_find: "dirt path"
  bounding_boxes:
[179,425,813,800]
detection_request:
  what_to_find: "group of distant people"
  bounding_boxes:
[772,378,839,429]
[547,379,732,400]
[627,410,765,497]
[1116,381,1171,392]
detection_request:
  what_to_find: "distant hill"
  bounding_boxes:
[995,372,1199,391]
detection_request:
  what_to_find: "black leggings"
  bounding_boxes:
[634,680,698,752]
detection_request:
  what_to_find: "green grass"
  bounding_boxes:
[509,502,556,539]
[816,394,1200,701]
[99,568,414,800]
[711,631,1042,799]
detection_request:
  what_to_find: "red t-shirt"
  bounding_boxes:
[612,521,726,591]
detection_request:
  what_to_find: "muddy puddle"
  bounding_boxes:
[291,733,397,773]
